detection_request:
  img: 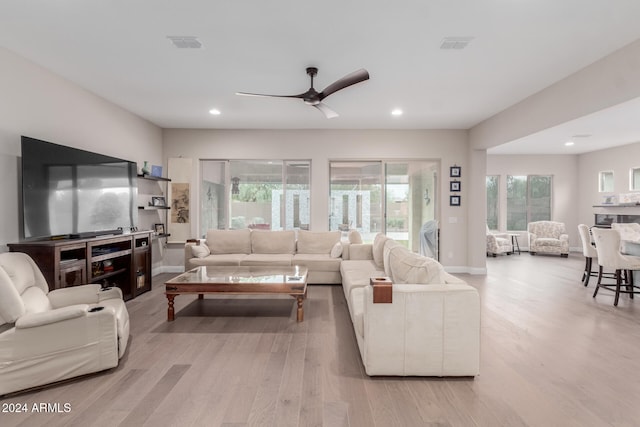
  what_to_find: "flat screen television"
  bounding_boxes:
[21,136,138,240]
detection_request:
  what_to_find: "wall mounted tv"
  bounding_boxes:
[21,136,138,240]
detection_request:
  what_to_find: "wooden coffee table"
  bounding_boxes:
[164,265,308,322]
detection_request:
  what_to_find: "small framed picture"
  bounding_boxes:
[154,223,165,235]
[151,165,163,177]
[151,196,166,207]
[450,166,461,177]
[450,195,461,206]
[450,180,461,192]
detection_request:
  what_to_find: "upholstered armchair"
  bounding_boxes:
[528,221,570,257]
[0,252,130,396]
[486,225,513,256]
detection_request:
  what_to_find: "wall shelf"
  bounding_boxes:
[138,174,171,182]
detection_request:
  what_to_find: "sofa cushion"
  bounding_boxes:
[206,229,251,255]
[293,254,341,272]
[372,233,389,269]
[296,230,341,254]
[241,254,292,266]
[535,238,562,247]
[251,230,296,254]
[383,239,404,278]
[388,246,444,285]
[191,244,211,258]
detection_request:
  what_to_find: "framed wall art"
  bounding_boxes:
[450,195,461,206]
[450,180,461,192]
[450,165,461,178]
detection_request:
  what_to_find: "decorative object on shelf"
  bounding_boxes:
[151,165,163,177]
[171,183,190,224]
[450,165,461,178]
[141,161,150,175]
[151,196,166,207]
[154,223,165,235]
[450,195,461,206]
[450,180,461,192]
[231,176,240,195]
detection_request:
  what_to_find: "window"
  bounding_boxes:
[506,175,552,231]
[200,160,310,234]
[599,171,614,192]
[486,176,499,230]
[630,167,640,191]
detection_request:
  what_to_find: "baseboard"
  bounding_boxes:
[152,265,184,276]
[444,266,487,275]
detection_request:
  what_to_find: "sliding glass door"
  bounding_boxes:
[329,160,438,253]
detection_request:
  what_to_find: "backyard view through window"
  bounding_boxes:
[200,160,310,236]
[329,160,438,256]
[506,175,552,231]
[486,175,499,230]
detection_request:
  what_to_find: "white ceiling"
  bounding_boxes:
[2,1,640,153]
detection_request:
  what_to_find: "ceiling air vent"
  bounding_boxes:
[167,36,203,49]
[440,36,474,50]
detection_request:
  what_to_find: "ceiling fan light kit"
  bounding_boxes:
[236,67,369,119]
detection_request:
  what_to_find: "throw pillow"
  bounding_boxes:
[372,233,389,269]
[348,230,363,244]
[191,244,211,258]
[330,242,343,258]
[389,247,444,285]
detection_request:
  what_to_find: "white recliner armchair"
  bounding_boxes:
[0,252,130,396]
[528,221,570,257]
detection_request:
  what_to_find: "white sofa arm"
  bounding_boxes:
[362,283,480,376]
[15,304,90,329]
[48,284,102,308]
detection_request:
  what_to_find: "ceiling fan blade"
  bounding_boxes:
[319,68,369,100]
[235,91,304,99]
[314,103,339,119]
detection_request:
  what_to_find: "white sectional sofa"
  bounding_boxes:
[184,229,343,284]
[341,234,480,376]
[184,229,480,377]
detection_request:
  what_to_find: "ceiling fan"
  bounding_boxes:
[236,67,369,119]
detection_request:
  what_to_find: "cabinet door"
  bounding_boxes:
[133,248,151,296]
[59,262,87,288]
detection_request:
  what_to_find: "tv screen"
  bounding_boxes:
[21,136,138,240]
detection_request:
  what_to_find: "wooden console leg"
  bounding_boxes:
[198,294,204,300]
[167,294,176,321]
[296,296,304,322]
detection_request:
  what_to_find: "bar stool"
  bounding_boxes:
[591,227,640,306]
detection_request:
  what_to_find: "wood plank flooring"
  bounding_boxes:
[2,253,640,426]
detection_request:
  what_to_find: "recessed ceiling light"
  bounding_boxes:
[565,141,575,146]
[391,109,403,116]
[209,109,221,116]
[167,36,203,49]
[440,36,475,50]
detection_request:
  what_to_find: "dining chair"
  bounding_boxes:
[577,224,598,286]
[591,227,640,306]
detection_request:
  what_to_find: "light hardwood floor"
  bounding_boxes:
[2,253,640,427]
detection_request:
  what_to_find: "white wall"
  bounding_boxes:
[0,47,163,255]
[486,154,579,249]
[578,141,640,226]
[162,128,482,271]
